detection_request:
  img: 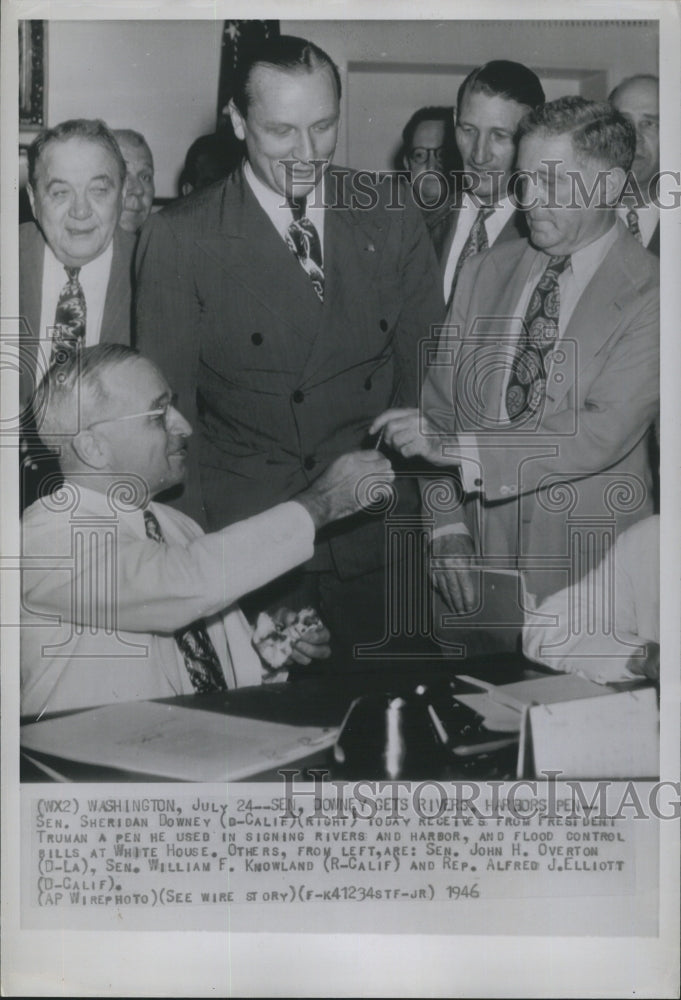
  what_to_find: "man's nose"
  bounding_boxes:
[127,173,143,196]
[293,129,316,161]
[472,133,491,164]
[69,191,92,219]
[167,405,192,437]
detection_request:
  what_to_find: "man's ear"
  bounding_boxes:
[71,429,110,470]
[605,165,627,205]
[228,99,246,142]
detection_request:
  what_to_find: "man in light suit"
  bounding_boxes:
[372,98,659,649]
[21,345,392,718]
[20,118,136,510]
[609,75,660,256]
[427,60,545,307]
[136,35,443,656]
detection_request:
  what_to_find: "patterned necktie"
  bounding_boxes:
[626,206,643,243]
[448,205,495,308]
[505,254,572,422]
[51,266,87,361]
[143,508,229,693]
[285,196,324,302]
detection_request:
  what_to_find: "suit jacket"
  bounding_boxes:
[19,222,135,400]
[425,197,529,282]
[135,166,444,579]
[21,486,314,717]
[425,222,659,601]
[19,222,136,510]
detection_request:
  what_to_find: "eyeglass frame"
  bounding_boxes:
[87,394,179,431]
[408,145,446,165]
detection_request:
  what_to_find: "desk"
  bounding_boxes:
[21,653,547,783]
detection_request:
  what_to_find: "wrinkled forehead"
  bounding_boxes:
[246,62,340,114]
[118,137,154,168]
[98,356,169,412]
[35,136,123,185]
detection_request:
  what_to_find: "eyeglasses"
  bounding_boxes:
[88,395,179,431]
[409,146,445,165]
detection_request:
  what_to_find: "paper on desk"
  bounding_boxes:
[456,673,617,734]
[20,701,338,782]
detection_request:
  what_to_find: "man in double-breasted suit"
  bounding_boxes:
[19,118,135,510]
[136,35,443,655]
[372,98,659,650]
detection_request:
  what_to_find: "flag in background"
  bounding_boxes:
[216,19,281,127]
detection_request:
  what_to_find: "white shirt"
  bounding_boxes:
[616,202,660,248]
[523,516,659,683]
[21,487,315,716]
[244,162,326,259]
[38,240,113,349]
[442,194,517,301]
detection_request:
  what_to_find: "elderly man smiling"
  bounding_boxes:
[19,118,136,510]
[21,345,393,718]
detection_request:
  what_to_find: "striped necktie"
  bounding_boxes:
[51,266,87,361]
[143,508,231,692]
[285,196,324,301]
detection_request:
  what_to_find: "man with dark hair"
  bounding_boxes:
[373,98,658,649]
[609,74,660,255]
[178,132,239,196]
[113,129,156,234]
[21,344,392,717]
[399,106,458,209]
[19,117,136,510]
[136,35,442,658]
[428,59,545,307]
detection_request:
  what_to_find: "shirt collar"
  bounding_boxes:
[568,218,620,293]
[44,238,113,280]
[244,162,325,240]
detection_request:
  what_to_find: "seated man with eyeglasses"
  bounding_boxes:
[21,344,393,718]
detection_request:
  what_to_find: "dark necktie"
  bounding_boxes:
[626,206,643,243]
[447,205,495,308]
[505,254,572,422]
[285,196,324,302]
[143,508,230,693]
[52,266,87,361]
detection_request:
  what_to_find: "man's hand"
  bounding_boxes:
[430,532,479,615]
[297,451,394,529]
[274,609,331,666]
[369,408,452,466]
[627,640,660,682]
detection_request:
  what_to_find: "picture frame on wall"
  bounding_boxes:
[19,20,47,132]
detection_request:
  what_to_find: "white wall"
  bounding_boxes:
[42,18,658,191]
[282,19,658,167]
[46,20,224,197]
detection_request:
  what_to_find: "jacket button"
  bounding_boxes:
[304,455,316,471]
[292,389,305,404]
[379,319,389,332]
[251,332,263,345]
[364,377,372,391]
[474,478,483,487]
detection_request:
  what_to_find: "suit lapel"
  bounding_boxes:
[20,224,44,340]
[471,241,538,422]
[101,230,133,344]
[195,172,323,344]
[549,230,638,409]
